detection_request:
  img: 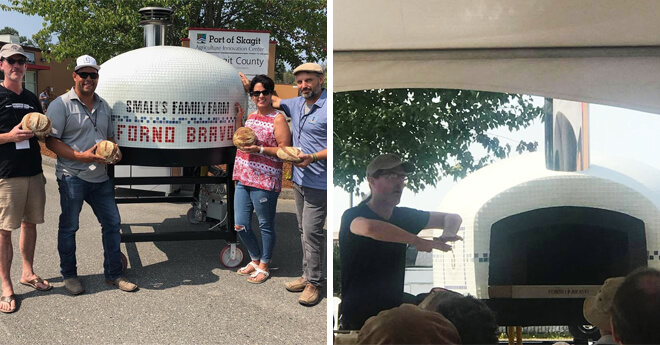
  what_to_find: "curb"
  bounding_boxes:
[41,154,294,200]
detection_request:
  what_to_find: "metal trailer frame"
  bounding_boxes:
[107,151,244,269]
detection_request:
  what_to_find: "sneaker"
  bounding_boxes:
[298,283,320,306]
[105,277,138,292]
[285,276,306,292]
[63,277,85,295]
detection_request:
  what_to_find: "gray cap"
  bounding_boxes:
[0,44,27,59]
[366,153,415,177]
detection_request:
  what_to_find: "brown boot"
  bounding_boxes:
[105,277,138,292]
[298,283,320,306]
[285,276,306,292]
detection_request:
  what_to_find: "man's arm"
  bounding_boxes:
[425,212,463,242]
[45,136,105,164]
[350,217,451,252]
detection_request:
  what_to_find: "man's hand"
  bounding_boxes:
[294,153,314,168]
[8,123,34,142]
[413,237,452,252]
[76,144,106,164]
[435,234,463,242]
[238,72,250,93]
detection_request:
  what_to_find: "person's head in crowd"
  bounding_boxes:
[419,288,498,344]
[357,304,461,344]
[363,154,415,207]
[583,276,625,335]
[610,267,660,344]
[72,54,100,97]
[292,62,324,101]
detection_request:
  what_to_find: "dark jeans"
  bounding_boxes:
[293,183,327,286]
[57,175,123,280]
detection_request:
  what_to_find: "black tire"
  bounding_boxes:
[568,324,600,341]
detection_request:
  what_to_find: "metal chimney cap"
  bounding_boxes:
[138,7,173,26]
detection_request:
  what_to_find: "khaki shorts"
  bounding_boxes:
[0,173,46,230]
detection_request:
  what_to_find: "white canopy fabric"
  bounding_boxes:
[334,0,660,114]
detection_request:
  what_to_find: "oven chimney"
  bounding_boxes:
[544,98,590,171]
[138,7,173,47]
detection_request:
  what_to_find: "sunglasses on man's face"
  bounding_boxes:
[76,71,99,80]
[3,57,26,66]
[250,90,272,97]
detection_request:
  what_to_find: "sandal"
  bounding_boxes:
[20,276,52,291]
[0,295,16,314]
[247,267,270,284]
[237,262,258,276]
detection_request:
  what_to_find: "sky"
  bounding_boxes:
[0,1,45,39]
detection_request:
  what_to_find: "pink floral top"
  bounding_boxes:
[232,111,283,192]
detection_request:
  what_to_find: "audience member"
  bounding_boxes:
[611,267,660,344]
[583,276,625,345]
[357,304,461,344]
[420,288,498,344]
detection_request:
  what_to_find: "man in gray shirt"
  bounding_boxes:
[46,55,137,295]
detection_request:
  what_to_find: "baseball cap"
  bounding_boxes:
[366,153,415,177]
[0,44,28,59]
[583,276,625,329]
[293,62,323,75]
[75,55,100,71]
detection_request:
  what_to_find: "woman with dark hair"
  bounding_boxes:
[232,74,291,284]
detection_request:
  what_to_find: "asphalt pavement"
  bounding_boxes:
[0,163,327,344]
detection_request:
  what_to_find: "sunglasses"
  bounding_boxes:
[250,90,272,97]
[76,71,99,80]
[3,57,26,66]
[376,172,409,182]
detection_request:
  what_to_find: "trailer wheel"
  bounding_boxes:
[186,207,200,224]
[568,324,600,341]
[220,245,243,268]
[120,252,128,273]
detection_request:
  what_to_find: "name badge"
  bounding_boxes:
[15,140,29,150]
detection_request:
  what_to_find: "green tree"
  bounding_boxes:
[334,89,543,194]
[1,0,326,68]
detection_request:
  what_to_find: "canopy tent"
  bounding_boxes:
[334,0,660,114]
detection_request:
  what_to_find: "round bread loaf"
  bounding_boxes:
[276,146,303,163]
[96,140,119,163]
[21,112,52,139]
[233,127,257,148]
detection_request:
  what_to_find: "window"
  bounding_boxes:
[23,71,37,94]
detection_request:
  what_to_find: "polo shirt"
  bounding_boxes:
[47,88,114,183]
[279,89,327,190]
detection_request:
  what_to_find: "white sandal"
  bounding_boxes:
[247,267,270,284]
[237,262,258,276]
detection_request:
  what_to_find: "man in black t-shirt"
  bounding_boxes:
[0,44,51,313]
[338,153,463,330]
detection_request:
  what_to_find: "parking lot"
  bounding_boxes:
[0,163,327,344]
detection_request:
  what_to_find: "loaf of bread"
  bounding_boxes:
[95,140,119,163]
[276,146,303,163]
[233,127,257,149]
[21,112,52,140]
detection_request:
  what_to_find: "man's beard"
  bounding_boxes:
[301,88,318,100]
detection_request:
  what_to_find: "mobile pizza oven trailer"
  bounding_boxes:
[95,7,248,268]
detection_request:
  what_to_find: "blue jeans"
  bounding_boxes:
[57,175,123,280]
[233,182,279,264]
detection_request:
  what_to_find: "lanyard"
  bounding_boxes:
[297,102,314,142]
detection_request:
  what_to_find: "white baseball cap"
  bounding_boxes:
[75,54,100,71]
